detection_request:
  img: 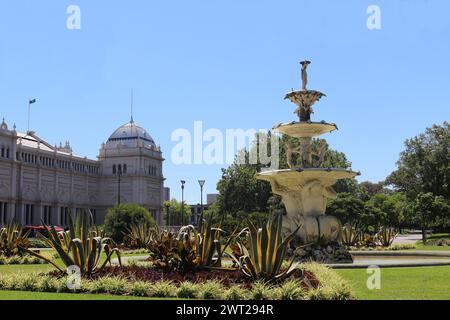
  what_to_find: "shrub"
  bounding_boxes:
[147,227,180,272]
[177,281,199,299]
[0,222,30,257]
[276,280,305,300]
[198,281,223,300]
[150,280,177,298]
[123,223,153,249]
[23,210,121,277]
[0,254,46,265]
[250,282,274,300]
[28,237,52,249]
[149,215,234,274]
[223,286,249,300]
[0,264,354,300]
[341,224,361,246]
[175,214,234,273]
[86,277,128,295]
[301,262,354,300]
[104,204,156,243]
[129,281,152,297]
[233,213,299,281]
[376,227,398,247]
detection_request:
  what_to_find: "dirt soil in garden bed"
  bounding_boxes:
[47,267,320,289]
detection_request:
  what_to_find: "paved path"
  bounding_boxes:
[392,233,422,244]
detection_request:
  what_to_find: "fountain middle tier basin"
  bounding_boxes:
[273,121,337,138]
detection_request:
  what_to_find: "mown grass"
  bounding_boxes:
[337,266,450,300]
[414,233,450,251]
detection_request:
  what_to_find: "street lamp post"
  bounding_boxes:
[117,165,123,206]
[165,203,171,227]
[198,180,205,226]
[180,180,186,226]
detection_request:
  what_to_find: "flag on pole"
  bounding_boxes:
[29,99,36,104]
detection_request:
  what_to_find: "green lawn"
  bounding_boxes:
[0,264,52,275]
[414,233,450,251]
[337,266,450,300]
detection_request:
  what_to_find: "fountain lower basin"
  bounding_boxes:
[257,168,359,243]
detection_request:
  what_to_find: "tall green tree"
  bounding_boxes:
[366,192,407,230]
[406,192,449,242]
[386,122,450,199]
[217,132,357,217]
[163,199,191,226]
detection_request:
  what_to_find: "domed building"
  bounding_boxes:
[0,117,165,227]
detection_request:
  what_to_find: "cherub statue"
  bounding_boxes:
[286,142,301,169]
[299,138,313,168]
[312,140,327,167]
[300,60,311,91]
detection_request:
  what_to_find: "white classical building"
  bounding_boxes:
[0,117,165,227]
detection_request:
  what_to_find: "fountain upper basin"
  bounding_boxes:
[273,121,337,138]
[257,168,360,187]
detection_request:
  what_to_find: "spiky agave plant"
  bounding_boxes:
[176,214,235,273]
[376,227,398,247]
[234,214,300,281]
[147,227,180,272]
[23,210,121,276]
[0,222,30,257]
[123,222,153,249]
[341,224,361,246]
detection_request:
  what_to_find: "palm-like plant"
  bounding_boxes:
[0,223,30,257]
[24,211,121,276]
[123,223,153,249]
[341,224,361,246]
[233,214,300,281]
[147,227,180,272]
[376,227,398,247]
[176,214,235,273]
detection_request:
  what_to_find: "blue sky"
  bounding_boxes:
[1,0,449,204]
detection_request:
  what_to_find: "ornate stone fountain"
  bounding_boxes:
[257,61,360,247]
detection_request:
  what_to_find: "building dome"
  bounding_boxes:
[105,120,156,149]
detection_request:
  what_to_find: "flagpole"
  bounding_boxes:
[27,100,31,134]
[27,98,36,134]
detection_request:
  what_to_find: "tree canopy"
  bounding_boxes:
[386,122,449,199]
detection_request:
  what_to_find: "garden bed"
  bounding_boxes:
[0,263,354,300]
[48,266,320,290]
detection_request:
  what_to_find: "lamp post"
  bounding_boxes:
[198,180,205,226]
[165,203,171,227]
[117,165,123,205]
[180,180,186,226]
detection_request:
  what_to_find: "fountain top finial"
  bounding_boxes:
[300,60,311,91]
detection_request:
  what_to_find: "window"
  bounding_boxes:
[0,202,7,225]
[113,164,116,174]
[60,207,69,226]
[90,209,97,224]
[43,206,52,225]
[123,164,127,174]
[25,204,34,225]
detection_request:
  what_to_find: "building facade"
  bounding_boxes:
[0,118,165,227]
